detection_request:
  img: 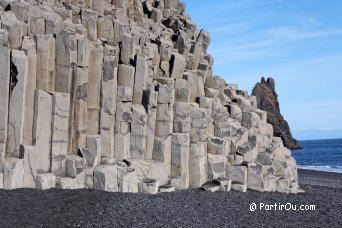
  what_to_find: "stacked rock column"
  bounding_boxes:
[0,0,300,193]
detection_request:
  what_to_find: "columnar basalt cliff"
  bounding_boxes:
[252,77,302,150]
[0,0,300,194]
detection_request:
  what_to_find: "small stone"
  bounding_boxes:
[94,165,118,192]
[36,173,56,190]
[201,181,220,192]
[231,183,247,192]
[138,178,159,194]
[3,158,24,189]
[158,184,175,193]
[213,178,232,192]
[56,177,78,190]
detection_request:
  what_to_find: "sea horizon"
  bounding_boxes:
[292,138,342,174]
[299,137,342,141]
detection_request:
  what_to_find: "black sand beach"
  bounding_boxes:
[0,169,341,228]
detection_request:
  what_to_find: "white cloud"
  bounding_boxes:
[264,26,342,40]
[213,51,264,62]
[210,39,277,54]
[298,17,320,28]
[209,22,251,34]
[208,25,342,63]
[219,0,284,11]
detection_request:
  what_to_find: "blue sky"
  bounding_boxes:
[183,0,342,140]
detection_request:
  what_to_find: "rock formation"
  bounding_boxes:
[0,0,300,194]
[252,77,302,150]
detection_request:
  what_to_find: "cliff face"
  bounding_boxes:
[0,0,300,194]
[252,77,302,150]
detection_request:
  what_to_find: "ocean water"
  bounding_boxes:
[291,138,342,173]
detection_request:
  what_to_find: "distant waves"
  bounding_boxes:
[297,165,342,173]
[292,138,342,174]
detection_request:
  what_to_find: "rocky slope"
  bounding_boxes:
[252,77,302,150]
[0,0,300,194]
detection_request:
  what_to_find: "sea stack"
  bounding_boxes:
[252,77,302,150]
[0,0,300,194]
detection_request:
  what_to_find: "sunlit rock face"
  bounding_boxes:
[0,0,299,194]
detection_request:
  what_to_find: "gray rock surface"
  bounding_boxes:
[0,0,300,194]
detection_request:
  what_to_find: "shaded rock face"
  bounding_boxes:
[252,77,302,150]
[0,0,300,194]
